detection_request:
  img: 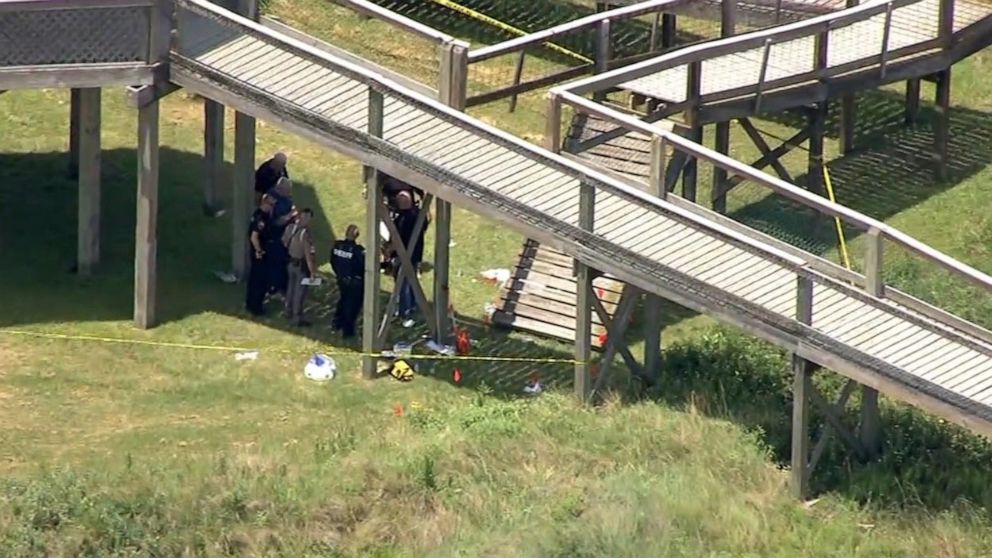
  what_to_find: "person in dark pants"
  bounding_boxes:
[254,152,289,204]
[391,191,427,328]
[245,194,275,316]
[330,224,365,338]
[266,177,297,295]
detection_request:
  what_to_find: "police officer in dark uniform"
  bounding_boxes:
[245,194,275,316]
[330,224,365,338]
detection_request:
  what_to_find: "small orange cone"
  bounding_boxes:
[392,403,405,417]
[453,368,462,383]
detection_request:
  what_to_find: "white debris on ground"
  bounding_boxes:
[480,268,511,284]
[304,354,336,381]
[234,351,259,361]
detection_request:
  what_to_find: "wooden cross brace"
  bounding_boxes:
[376,193,439,345]
[590,283,645,398]
[802,377,868,482]
[717,118,809,198]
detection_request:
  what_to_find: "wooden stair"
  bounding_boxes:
[490,113,680,348]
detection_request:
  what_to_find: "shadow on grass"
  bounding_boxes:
[635,326,992,513]
[366,0,711,63]
[0,146,594,399]
[726,88,992,257]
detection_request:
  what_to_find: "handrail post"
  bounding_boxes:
[438,39,469,109]
[363,87,385,379]
[864,226,884,297]
[546,91,563,153]
[593,18,612,101]
[649,134,667,199]
[937,0,955,46]
[878,2,893,80]
[575,181,596,402]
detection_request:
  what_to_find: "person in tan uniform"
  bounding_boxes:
[282,208,317,327]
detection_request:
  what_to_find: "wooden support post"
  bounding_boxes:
[508,50,526,113]
[69,88,81,179]
[807,103,827,195]
[839,95,856,155]
[232,111,256,279]
[134,99,160,329]
[574,181,595,402]
[649,12,660,52]
[362,88,385,379]
[203,99,224,215]
[721,0,736,36]
[937,0,954,46]
[435,40,468,342]
[683,61,701,202]
[642,292,662,384]
[434,198,452,341]
[791,274,814,499]
[712,122,730,213]
[661,14,676,48]
[791,353,813,499]
[593,19,612,101]
[933,69,951,181]
[710,0,735,214]
[905,78,921,126]
[77,88,102,275]
[860,387,882,459]
[70,88,82,175]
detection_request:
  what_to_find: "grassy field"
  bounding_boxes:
[3,0,992,555]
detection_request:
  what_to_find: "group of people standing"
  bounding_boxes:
[244,153,428,337]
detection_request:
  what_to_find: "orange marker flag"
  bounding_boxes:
[392,403,404,417]
[453,368,462,383]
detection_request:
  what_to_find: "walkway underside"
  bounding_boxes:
[166,0,992,441]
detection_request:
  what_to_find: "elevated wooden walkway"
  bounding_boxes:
[7,0,992,499]
[164,0,992,443]
[492,113,686,347]
[566,0,992,124]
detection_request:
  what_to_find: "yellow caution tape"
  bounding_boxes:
[427,0,592,63]
[822,165,852,270]
[0,329,581,364]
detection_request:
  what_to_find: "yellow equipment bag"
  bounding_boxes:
[388,359,415,382]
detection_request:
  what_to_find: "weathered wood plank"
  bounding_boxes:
[134,99,159,329]
[77,88,101,276]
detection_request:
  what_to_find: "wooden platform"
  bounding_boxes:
[491,239,627,349]
[170,0,992,438]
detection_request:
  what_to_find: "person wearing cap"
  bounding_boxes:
[254,152,289,204]
[245,194,275,316]
[330,224,365,338]
[282,208,317,327]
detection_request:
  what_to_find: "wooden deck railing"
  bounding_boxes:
[0,0,170,88]
[563,0,956,110]
[552,89,992,342]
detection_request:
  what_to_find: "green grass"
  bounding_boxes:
[3,0,992,555]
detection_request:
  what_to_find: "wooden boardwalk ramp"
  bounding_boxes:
[492,113,687,347]
[162,0,992,480]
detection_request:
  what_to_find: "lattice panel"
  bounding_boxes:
[0,7,150,67]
